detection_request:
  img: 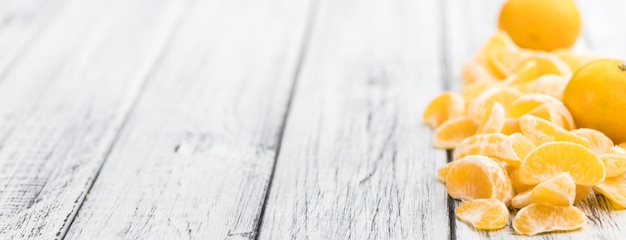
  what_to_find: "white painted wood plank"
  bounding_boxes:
[444,0,504,93]
[0,0,186,239]
[0,0,68,78]
[258,0,450,239]
[64,0,314,239]
[446,1,626,239]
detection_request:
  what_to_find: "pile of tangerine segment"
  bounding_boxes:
[423,32,626,236]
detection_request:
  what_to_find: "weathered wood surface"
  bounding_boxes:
[0,0,186,239]
[0,0,67,78]
[64,0,314,239]
[0,0,626,239]
[258,0,450,238]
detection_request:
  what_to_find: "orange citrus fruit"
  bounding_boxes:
[509,168,534,194]
[423,92,465,128]
[512,203,586,235]
[574,185,593,203]
[519,141,605,185]
[477,103,506,134]
[453,133,507,161]
[519,115,588,147]
[446,155,513,204]
[455,199,509,230]
[511,172,575,209]
[563,59,626,143]
[468,87,521,123]
[496,133,535,167]
[593,173,626,209]
[433,116,479,149]
[497,0,581,51]
[599,153,626,178]
[571,128,614,154]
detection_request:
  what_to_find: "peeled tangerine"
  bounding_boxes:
[518,141,605,185]
[593,173,626,209]
[513,203,586,235]
[511,172,575,209]
[446,155,513,204]
[456,199,509,230]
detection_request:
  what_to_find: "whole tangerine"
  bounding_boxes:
[497,0,581,51]
[563,59,626,143]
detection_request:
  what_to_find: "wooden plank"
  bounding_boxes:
[0,0,187,239]
[0,0,68,78]
[257,0,450,238]
[445,0,626,239]
[64,0,314,239]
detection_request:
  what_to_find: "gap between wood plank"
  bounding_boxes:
[56,2,194,239]
[440,0,457,239]
[254,0,320,238]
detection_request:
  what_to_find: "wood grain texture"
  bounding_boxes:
[0,0,186,239]
[0,0,67,79]
[446,0,626,239]
[64,0,314,239]
[258,0,450,239]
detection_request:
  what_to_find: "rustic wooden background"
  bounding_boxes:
[0,0,625,239]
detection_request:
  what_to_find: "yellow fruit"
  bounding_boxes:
[433,116,479,149]
[563,59,626,143]
[599,153,626,178]
[508,94,575,130]
[468,87,521,123]
[553,49,599,72]
[511,172,575,208]
[571,128,614,154]
[575,185,593,203]
[455,199,509,230]
[512,203,586,235]
[496,133,535,167]
[509,168,534,194]
[453,133,508,161]
[519,115,588,147]
[438,162,453,182]
[423,92,465,128]
[519,141,605,185]
[477,103,506,134]
[446,155,513,204]
[593,173,626,209]
[497,0,581,51]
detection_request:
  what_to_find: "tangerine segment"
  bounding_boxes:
[467,87,522,123]
[503,60,538,86]
[453,133,508,161]
[575,185,592,203]
[487,48,526,79]
[512,203,586,236]
[599,153,626,178]
[501,118,521,135]
[423,92,465,128]
[496,133,535,167]
[434,117,479,149]
[519,142,605,185]
[571,128,614,154]
[509,168,534,194]
[438,162,454,182]
[446,155,513,204]
[462,61,498,85]
[507,94,575,130]
[511,172,575,209]
[593,174,626,209]
[455,199,509,230]
[519,115,589,147]
[478,103,506,134]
